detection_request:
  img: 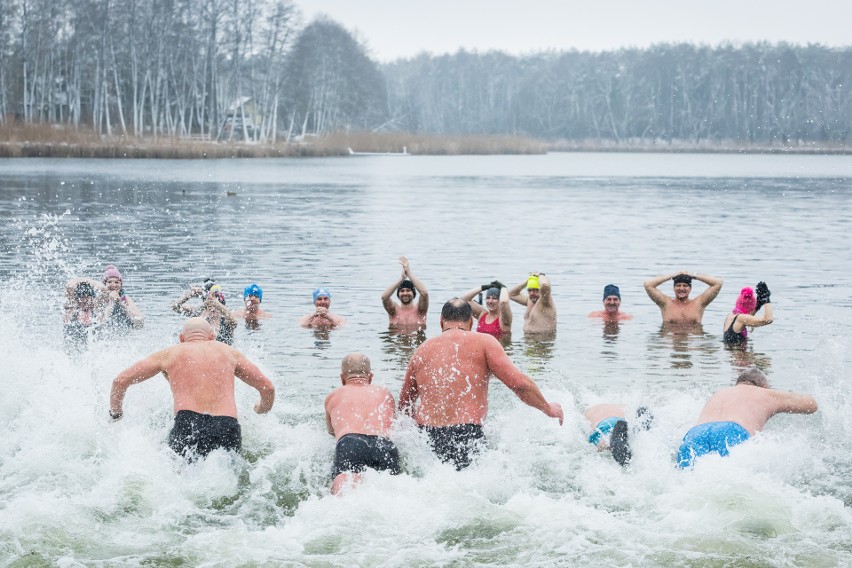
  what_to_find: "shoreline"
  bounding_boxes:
[0,127,848,158]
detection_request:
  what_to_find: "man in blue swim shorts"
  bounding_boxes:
[585,403,654,466]
[676,367,818,468]
[325,353,401,494]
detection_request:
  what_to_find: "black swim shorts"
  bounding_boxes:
[167,410,241,461]
[331,434,401,478]
[421,423,485,470]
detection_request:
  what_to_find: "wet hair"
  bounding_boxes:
[635,407,654,430]
[736,366,769,388]
[672,274,693,286]
[341,353,371,378]
[75,282,97,299]
[441,298,472,322]
[397,279,416,299]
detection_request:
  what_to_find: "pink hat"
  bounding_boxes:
[733,287,756,315]
[102,265,123,282]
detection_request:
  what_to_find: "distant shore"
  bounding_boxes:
[1,125,847,158]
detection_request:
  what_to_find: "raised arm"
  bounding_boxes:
[643,272,675,308]
[498,286,513,331]
[234,354,275,414]
[693,273,724,307]
[460,286,488,318]
[110,352,167,419]
[537,274,554,307]
[508,279,529,306]
[485,339,563,424]
[172,287,202,315]
[380,273,403,316]
[737,303,774,329]
[402,260,430,316]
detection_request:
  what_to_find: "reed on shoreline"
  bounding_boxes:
[0,123,847,158]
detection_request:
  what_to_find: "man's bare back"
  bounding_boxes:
[695,384,817,436]
[325,383,396,440]
[110,318,274,419]
[399,299,562,427]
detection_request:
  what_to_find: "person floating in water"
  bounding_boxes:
[588,284,633,322]
[233,283,271,329]
[324,353,401,495]
[584,403,654,466]
[399,299,563,470]
[300,287,346,329]
[676,367,817,468]
[644,271,723,325]
[109,317,275,461]
[508,272,557,335]
[461,280,511,339]
[722,282,773,346]
[381,256,429,331]
[172,279,237,344]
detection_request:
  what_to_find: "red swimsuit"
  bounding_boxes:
[476,314,502,338]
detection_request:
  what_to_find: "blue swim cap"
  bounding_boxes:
[313,287,331,302]
[244,283,262,301]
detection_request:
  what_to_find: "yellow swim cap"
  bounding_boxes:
[527,275,540,289]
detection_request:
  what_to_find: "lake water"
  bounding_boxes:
[1,152,851,566]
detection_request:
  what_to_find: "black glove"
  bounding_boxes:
[481,284,491,292]
[755,281,771,309]
[490,280,506,290]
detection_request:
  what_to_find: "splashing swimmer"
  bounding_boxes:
[324,353,401,495]
[381,256,430,330]
[584,403,654,466]
[399,299,563,470]
[109,317,275,461]
[676,367,817,468]
[644,270,723,325]
[172,279,238,344]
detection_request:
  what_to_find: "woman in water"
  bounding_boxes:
[722,282,773,346]
[98,265,144,332]
[460,281,512,339]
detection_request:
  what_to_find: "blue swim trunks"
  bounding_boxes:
[676,421,750,468]
[588,416,624,446]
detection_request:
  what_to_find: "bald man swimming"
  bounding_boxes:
[110,317,275,460]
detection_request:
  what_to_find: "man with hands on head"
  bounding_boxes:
[109,317,275,461]
[644,270,723,325]
[508,272,557,334]
[381,256,429,330]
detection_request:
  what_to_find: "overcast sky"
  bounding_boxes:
[302,0,852,62]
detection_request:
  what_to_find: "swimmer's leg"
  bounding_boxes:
[610,420,632,466]
[331,472,364,496]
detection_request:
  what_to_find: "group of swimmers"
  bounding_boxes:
[94,258,818,494]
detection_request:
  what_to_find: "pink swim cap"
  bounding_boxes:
[102,265,122,282]
[733,287,756,314]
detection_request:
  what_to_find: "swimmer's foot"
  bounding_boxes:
[610,420,631,466]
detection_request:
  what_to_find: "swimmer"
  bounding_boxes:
[172,280,237,344]
[460,280,511,339]
[98,265,144,331]
[324,353,400,495]
[508,272,557,334]
[676,367,817,468]
[109,317,275,461]
[399,299,563,470]
[63,279,102,351]
[722,282,773,346]
[588,284,633,322]
[300,287,346,329]
[644,271,723,325]
[584,404,654,466]
[233,283,272,329]
[381,256,429,330]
